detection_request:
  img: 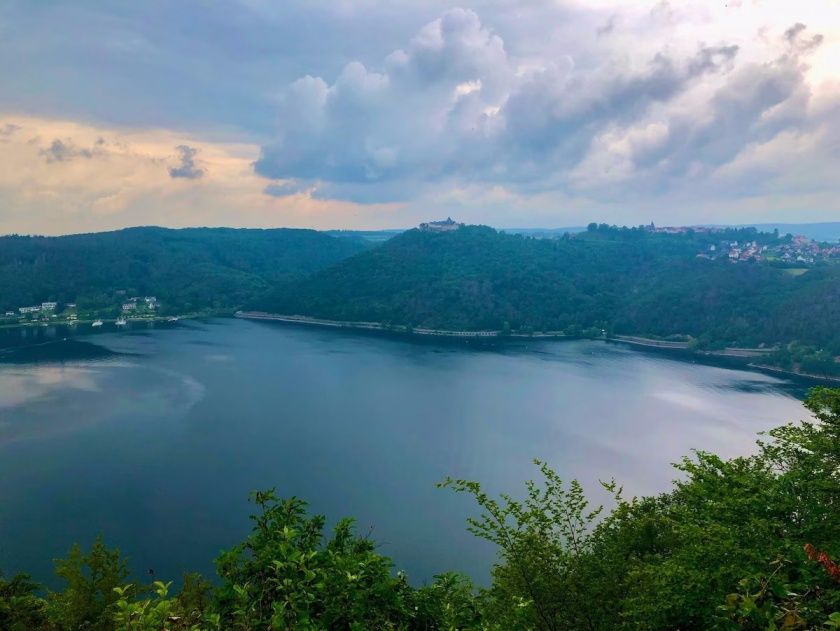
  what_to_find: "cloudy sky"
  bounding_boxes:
[1,0,839,234]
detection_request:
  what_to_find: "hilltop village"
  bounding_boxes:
[640,223,840,265]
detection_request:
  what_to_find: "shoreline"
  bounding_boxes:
[0,310,227,332]
[3,310,834,386]
[610,335,776,358]
[746,363,840,384]
[235,311,568,339]
[610,338,840,384]
[237,311,839,385]
[237,313,773,355]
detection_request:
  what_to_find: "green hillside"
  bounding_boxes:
[0,227,368,315]
[256,224,840,374]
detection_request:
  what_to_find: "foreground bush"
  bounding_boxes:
[442,387,840,630]
[2,388,839,629]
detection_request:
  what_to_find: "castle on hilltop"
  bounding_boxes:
[419,217,462,232]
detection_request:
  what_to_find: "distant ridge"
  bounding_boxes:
[502,226,587,237]
[503,223,840,241]
[6,221,838,242]
[739,222,840,242]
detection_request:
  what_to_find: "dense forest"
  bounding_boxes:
[2,387,839,629]
[256,224,840,375]
[3,223,839,375]
[0,227,367,315]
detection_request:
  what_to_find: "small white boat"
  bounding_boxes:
[92,320,103,327]
[167,316,179,322]
[115,317,127,326]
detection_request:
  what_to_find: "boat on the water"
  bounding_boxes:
[115,317,127,326]
[92,320,103,327]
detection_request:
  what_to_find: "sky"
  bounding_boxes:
[1,0,839,234]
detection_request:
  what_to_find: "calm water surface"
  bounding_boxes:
[0,318,811,585]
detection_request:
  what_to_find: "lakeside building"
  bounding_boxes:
[122,302,137,312]
[419,217,462,232]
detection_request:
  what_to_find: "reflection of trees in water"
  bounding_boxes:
[0,338,117,364]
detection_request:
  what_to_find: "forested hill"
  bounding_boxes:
[256,224,840,369]
[0,227,367,314]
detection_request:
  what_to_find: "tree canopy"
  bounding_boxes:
[0,227,368,315]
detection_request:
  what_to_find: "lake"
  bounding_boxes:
[0,318,812,586]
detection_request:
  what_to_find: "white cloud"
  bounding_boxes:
[1,1,840,229]
[252,3,840,225]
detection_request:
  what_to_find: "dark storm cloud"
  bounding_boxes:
[785,22,824,53]
[0,123,21,136]
[596,15,616,38]
[169,145,204,179]
[40,138,93,163]
[263,180,311,197]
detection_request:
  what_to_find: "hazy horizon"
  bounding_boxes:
[5,219,840,241]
